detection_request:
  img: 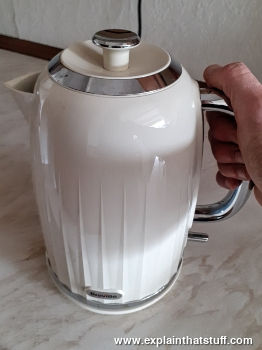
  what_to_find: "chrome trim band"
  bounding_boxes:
[46,254,182,314]
[48,53,182,96]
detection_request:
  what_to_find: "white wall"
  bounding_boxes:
[0,0,261,80]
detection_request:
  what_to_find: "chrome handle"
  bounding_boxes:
[195,181,253,221]
[194,81,253,222]
[188,232,209,242]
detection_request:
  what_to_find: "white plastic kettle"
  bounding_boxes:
[5,29,252,314]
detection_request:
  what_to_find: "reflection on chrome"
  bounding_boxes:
[48,53,182,96]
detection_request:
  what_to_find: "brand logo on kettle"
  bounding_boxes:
[85,287,122,300]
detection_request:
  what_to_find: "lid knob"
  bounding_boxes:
[92,29,140,72]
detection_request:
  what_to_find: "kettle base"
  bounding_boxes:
[46,254,182,315]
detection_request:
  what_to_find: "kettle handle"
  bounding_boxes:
[194,81,253,222]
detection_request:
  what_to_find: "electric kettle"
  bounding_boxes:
[5,29,252,314]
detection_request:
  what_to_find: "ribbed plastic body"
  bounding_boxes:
[31,67,203,305]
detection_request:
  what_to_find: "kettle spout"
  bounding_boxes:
[5,72,40,122]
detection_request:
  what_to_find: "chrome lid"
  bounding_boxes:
[92,29,140,49]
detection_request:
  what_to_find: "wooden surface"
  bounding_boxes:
[0,35,61,60]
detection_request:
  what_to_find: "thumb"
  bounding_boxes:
[204,63,262,124]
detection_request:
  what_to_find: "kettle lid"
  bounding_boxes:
[92,29,140,50]
[48,29,182,96]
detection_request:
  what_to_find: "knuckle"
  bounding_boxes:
[212,145,224,162]
[222,62,249,79]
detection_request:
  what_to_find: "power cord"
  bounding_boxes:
[137,0,142,37]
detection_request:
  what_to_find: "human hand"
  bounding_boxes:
[204,63,262,205]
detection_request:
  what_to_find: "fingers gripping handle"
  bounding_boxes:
[194,81,253,222]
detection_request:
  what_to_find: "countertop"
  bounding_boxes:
[0,49,261,350]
